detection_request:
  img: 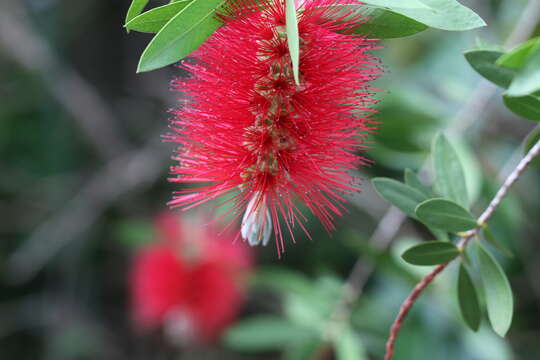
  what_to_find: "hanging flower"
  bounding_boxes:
[130,213,252,344]
[167,0,381,255]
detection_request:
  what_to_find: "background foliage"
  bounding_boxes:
[1,0,540,359]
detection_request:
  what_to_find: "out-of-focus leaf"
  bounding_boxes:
[372,177,428,219]
[253,267,314,297]
[458,264,481,331]
[126,0,150,24]
[352,8,428,38]
[483,227,512,257]
[137,0,224,72]
[402,241,460,265]
[360,0,486,31]
[452,137,483,206]
[125,1,192,33]
[285,0,300,85]
[464,50,514,88]
[503,94,540,121]
[404,168,434,197]
[416,198,477,233]
[114,219,154,248]
[284,276,342,330]
[478,244,514,337]
[524,125,540,166]
[284,337,322,360]
[497,37,540,69]
[433,134,469,208]
[507,47,540,96]
[429,227,449,242]
[333,327,368,360]
[224,316,309,351]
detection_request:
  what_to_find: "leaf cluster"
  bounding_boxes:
[373,133,514,336]
[124,0,485,72]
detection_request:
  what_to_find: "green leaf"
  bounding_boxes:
[458,264,481,331]
[372,178,428,219]
[284,337,321,360]
[224,316,309,352]
[428,227,449,242]
[333,328,368,360]
[126,0,150,24]
[464,50,514,88]
[483,227,512,257]
[402,240,460,266]
[285,0,300,85]
[404,168,434,197]
[125,1,192,33]
[360,0,486,31]
[137,0,224,73]
[497,37,540,69]
[507,47,540,97]
[432,134,469,208]
[352,8,428,38]
[416,198,478,233]
[524,125,540,166]
[503,93,540,121]
[477,244,514,337]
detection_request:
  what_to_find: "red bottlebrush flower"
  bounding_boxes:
[168,0,381,255]
[130,213,252,343]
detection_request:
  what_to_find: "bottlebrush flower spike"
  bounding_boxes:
[168,0,381,255]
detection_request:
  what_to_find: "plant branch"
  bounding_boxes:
[384,263,448,360]
[384,137,540,360]
[326,0,540,340]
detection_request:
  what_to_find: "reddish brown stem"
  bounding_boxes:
[384,263,449,360]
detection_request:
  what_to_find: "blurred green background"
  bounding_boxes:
[1,0,540,359]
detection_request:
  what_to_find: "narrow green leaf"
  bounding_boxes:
[402,241,460,266]
[372,178,428,219]
[285,0,300,85]
[114,219,154,248]
[507,47,540,97]
[361,0,486,31]
[458,264,481,331]
[125,1,192,33]
[428,227,449,242]
[126,0,150,24]
[433,134,469,208]
[284,337,321,360]
[224,316,308,351]
[497,37,540,69]
[524,125,540,166]
[333,328,368,360]
[352,8,428,38]
[404,168,434,197]
[503,93,540,121]
[416,198,478,233]
[477,244,514,337]
[483,227,512,257]
[464,50,514,88]
[137,0,224,73]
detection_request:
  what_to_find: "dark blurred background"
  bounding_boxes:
[1,0,540,359]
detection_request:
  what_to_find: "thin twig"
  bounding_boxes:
[384,263,448,360]
[384,137,540,359]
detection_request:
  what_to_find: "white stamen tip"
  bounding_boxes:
[241,194,272,247]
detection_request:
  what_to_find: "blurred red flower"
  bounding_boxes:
[130,213,252,344]
[167,0,381,255]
